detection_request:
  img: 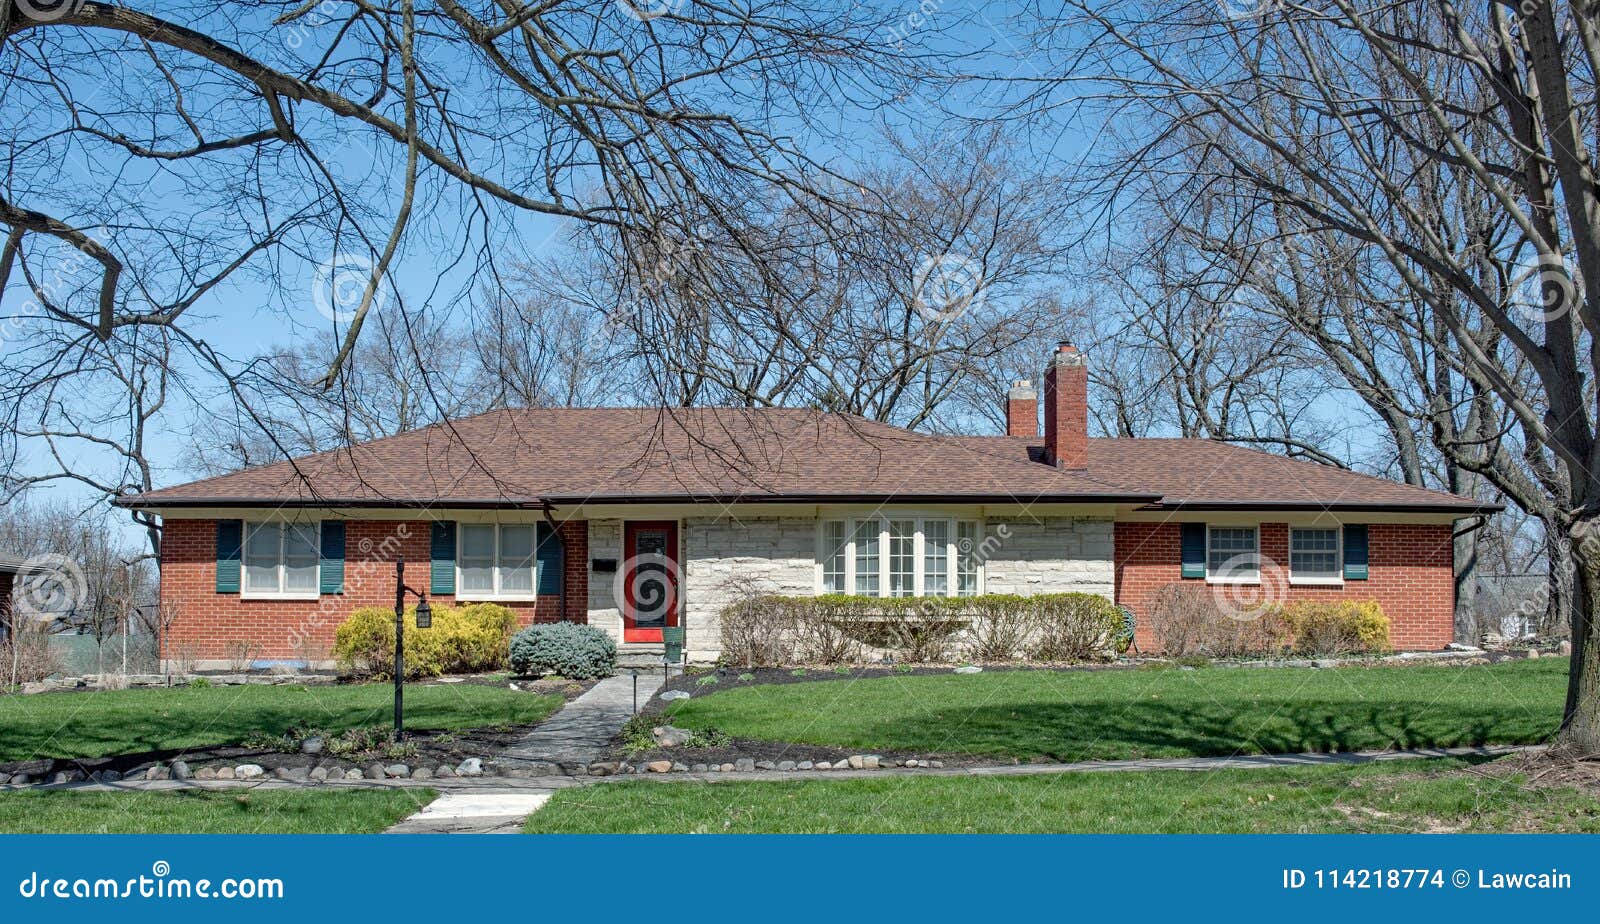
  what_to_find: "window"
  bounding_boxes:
[888,519,916,597]
[821,520,847,594]
[819,517,982,598]
[956,521,979,596]
[1206,526,1259,583]
[457,524,538,599]
[852,519,880,595]
[1290,527,1341,583]
[242,522,319,598]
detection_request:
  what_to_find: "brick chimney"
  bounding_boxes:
[1043,342,1088,469]
[1006,380,1038,438]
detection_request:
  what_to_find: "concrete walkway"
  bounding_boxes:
[386,791,556,833]
[497,670,664,766]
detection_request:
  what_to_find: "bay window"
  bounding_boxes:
[242,522,320,598]
[819,517,982,598]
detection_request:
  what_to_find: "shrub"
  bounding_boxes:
[509,622,616,679]
[1028,593,1123,662]
[1278,601,1391,656]
[962,594,1034,661]
[1145,584,1291,659]
[718,584,797,668]
[1,620,61,685]
[332,602,518,679]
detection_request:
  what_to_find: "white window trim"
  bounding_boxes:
[1204,524,1261,586]
[240,521,322,601]
[455,523,541,602]
[1289,525,1344,586]
[816,516,983,598]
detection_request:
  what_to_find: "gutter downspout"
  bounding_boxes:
[540,502,568,623]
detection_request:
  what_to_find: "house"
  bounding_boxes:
[117,344,1496,669]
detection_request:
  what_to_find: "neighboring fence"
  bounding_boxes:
[47,630,161,676]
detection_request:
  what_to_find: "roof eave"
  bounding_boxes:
[1137,500,1502,515]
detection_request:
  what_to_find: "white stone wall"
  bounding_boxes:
[586,520,624,644]
[681,516,818,659]
[584,513,1117,661]
[981,516,1115,598]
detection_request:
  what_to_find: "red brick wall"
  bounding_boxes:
[1114,521,1456,652]
[158,518,589,662]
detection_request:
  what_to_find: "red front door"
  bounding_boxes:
[622,521,679,643]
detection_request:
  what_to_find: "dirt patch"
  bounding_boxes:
[1456,750,1600,796]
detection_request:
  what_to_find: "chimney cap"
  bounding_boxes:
[1057,341,1079,353]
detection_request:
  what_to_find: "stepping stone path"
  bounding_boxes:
[386,792,557,834]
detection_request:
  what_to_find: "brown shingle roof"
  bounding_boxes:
[117,407,1494,513]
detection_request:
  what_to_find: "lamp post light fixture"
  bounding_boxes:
[392,559,432,739]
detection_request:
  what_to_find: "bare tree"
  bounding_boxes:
[1028,0,1600,750]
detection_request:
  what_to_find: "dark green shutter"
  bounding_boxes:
[215,519,243,593]
[430,521,456,595]
[535,522,563,596]
[319,522,345,594]
[1343,525,1369,580]
[1180,523,1207,579]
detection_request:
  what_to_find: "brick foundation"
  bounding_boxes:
[1114,521,1456,652]
[158,518,588,663]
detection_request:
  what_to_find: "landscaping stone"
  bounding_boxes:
[734,758,756,772]
[671,762,689,772]
[691,764,708,773]
[954,665,983,674]
[412,767,433,780]
[796,761,813,770]
[285,766,310,781]
[272,767,294,780]
[309,766,329,781]
[504,767,533,779]
[434,764,455,778]
[660,690,691,701]
[755,760,776,771]
[647,760,673,773]
[216,766,236,780]
[651,725,693,748]
[455,758,483,777]
[778,761,796,771]
[300,736,324,755]
[51,771,71,784]
[719,763,735,772]
[0,773,10,785]
[364,763,386,780]
[195,767,216,780]
[929,760,944,768]
[147,766,170,781]
[589,762,619,776]
[345,769,364,780]
[384,764,410,779]
[9,774,30,786]
[235,764,264,780]
[169,760,192,780]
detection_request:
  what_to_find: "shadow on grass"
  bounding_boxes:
[854,699,1554,761]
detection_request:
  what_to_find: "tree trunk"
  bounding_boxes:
[1453,523,1479,642]
[1562,524,1600,754]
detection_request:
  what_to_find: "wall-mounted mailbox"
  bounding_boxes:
[592,558,618,573]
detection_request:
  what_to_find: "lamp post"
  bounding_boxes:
[393,559,432,739]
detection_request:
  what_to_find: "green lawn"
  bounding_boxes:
[662,659,1563,761]
[526,760,1599,833]
[0,683,564,763]
[0,787,434,833]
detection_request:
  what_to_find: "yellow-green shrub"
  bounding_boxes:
[332,602,519,679]
[1277,600,1391,655]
